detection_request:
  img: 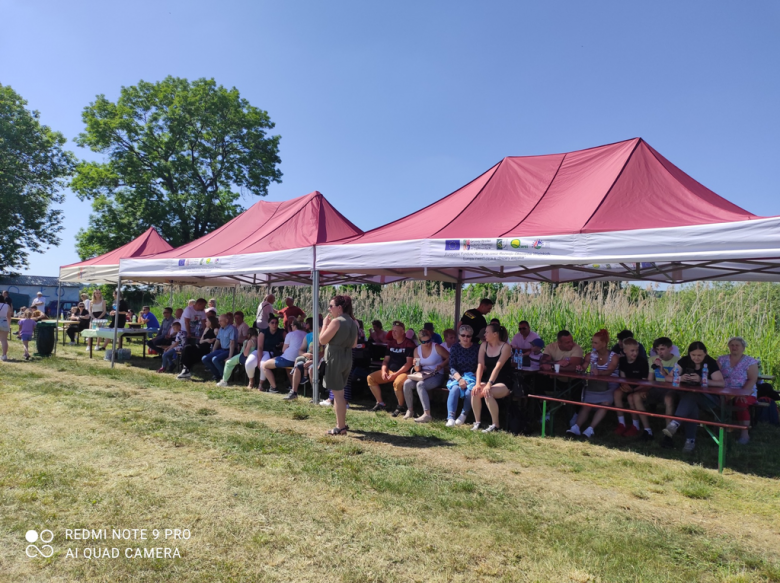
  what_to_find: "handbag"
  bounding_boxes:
[407,370,435,382]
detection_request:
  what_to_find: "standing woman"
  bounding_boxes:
[320,295,358,436]
[0,294,10,361]
[471,324,513,433]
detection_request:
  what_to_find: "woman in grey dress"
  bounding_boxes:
[320,295,358,435]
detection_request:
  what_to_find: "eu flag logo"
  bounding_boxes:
[445,240,460,251]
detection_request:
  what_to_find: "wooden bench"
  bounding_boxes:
[528,394,745,473]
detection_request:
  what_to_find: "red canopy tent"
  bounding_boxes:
[119,191,363,286]
[318,138,780,285]
[59,227,173,284]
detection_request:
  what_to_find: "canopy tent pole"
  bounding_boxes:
[53,282,62,355]
[311,249,320,405]
[111,277,122,369]
[453,270,463,330]
[232,285,237,311]
[169,281,173,306]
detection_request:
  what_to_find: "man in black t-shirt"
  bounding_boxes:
[613,338,652,439]
[460,298,493,342]
[366,320,416,415]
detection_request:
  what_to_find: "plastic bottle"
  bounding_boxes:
[672,365,681,387]
[701,363,709,388]
[590,351,598,376]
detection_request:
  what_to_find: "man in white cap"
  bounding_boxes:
[31,292,45,313]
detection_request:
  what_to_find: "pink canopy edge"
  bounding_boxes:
[334,137,761,245]
[61,227,173,269]
[140,191,362,260]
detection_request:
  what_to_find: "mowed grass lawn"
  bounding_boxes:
[2,340,780,582]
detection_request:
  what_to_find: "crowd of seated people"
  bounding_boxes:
[54,290,764,451]
[554,329,761,450]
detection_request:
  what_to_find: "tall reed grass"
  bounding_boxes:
[155,282,780,375]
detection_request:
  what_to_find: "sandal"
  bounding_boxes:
[327,426,348,436]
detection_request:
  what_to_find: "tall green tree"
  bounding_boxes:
[0,84,75,274]
[72,77,282,258]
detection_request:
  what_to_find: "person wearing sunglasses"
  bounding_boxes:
[445,325,480,426]
[320,295,358,436]
[510,320,540,356]
[402,327,450,423]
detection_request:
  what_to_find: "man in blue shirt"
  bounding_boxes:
[140,305,160,329]
[203,314,237,381]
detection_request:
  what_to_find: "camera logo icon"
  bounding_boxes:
[25,530,54,558]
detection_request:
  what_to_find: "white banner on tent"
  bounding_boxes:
[119,246,314,284]
[317,217,780,271]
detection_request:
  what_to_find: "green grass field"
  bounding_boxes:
[2,338,780,582]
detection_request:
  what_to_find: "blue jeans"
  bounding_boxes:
[203,349,231,379]
[448,385,473,419]
[674,393,719,440]
[162,348,179,371]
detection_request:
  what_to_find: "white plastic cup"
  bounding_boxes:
[554,364,561,373]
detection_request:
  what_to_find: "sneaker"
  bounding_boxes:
[683,439,696,453]
[370,402,385,412]
[284,391,298,401]
[455,412,468,426]
[403,409,415,420]
[482,424,498,433]
[319,399,333,407]
[445,419,456,427]
[566,425,581,437]
[69,341,75,346]
[157,366,165,373]
[268,387,280,394]
[177,368,191,380]
[216,380,229,388]
[623,425,640,438]
[471,422,482,432]
[613,423,627,436]
[415,414,432,423]
[638,430,654,442]
[391,405,407,418]
[737,436,750,445]
[662,421,679,438]
[661,435,675,449]
[0,355,6,362]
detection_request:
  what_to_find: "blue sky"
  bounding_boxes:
[2,1,779,277]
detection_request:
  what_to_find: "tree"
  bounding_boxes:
[0,84,75,273]
[72,77,282,258]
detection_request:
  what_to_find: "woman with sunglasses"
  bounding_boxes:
[445,325,480,426]
[471,323,513,433]
[320,295,358,436]
[402,327,450,423]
